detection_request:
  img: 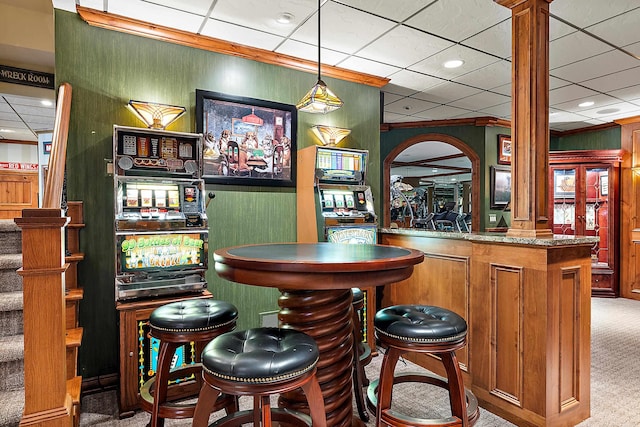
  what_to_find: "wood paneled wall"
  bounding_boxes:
[0,170,38,219]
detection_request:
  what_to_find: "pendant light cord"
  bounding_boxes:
[317,0,321,81]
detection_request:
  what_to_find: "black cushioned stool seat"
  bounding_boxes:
[351,288,372,422]
[193,327,327,427]
[140,298,238,427]
[367,305,479,427]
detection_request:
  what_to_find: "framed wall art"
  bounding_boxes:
[490,165,511,209]
[195,89,297,187]
[498,134,512,165]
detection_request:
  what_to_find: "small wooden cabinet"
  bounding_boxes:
[549,150,623,297]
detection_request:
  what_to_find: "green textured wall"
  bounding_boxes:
[55,10,381,378]
[380,124,510,230]
[550,126,621,151]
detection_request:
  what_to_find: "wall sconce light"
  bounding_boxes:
[127,100,186,129]
[311,125,351,146]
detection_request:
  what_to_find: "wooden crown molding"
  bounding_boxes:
[0,139,37,145]
[381,116,511,132]
[76,6,389,89]
[615,115,640,125]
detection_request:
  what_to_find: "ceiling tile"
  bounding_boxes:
[382,83,418,97]
[449,91,510,111]
[357,26,454,68]
[580,66,640,94]
[386,69,445,92]
[414,105,474,120]
[385,97,439,115]
[476,102,511,118]
[406,0,510,43]
[587,8,640,49]
[336,0,437,23]
[210,0,315,37]
[453,60,512,90]
[384,111,412,123]
[549,85,598,105]
[275,39,348,66]
[202,19,285,51]
[288,2,396,55]
[337,56,401,78]
[382,92,403,105]
[549,18,577,41]
[489,83,511,97]
[552,94,620,114]
[551,49,640,83]
[409,45,501,80]
[549,32,612,69]
[608,84,640,102]
[153,0,213,16]
[107,0,205,33]
[412,82,482,104]
[462,19,511,59]
[577,101,640,121]
[550,0,639,28]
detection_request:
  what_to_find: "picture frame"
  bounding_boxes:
[497,134,512,165]
[600,172,609,196]
[195,89,297,187]
[490,165,511,209]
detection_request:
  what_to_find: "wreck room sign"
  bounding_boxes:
[0,65,54,90]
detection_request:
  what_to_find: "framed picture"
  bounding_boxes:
[497,134,512,165]
[196,89,297,187]
[490,165,511,209]
[600,172,609,196]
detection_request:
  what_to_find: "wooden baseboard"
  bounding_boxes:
[81,373,119,394]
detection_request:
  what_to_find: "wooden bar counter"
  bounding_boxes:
[379,228,597,427]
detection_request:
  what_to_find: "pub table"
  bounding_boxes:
[213,242,424,427]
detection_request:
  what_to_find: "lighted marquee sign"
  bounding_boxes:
[326,226,377,244]
[119,233,205,271]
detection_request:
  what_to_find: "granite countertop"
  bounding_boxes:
[379,227,599,247]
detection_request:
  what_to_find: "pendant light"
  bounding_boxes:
[296,0,343,114]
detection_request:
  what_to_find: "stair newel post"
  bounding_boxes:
[15,208,72,427]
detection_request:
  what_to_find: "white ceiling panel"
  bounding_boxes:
[453,60,512,90]
[153,0,213,17]
[578,101,640,120]
[550,0,639,28]
[552,94,621,113]
[608,85,640,103]
[385,97,439,115]
[209,0,315,36]
[275,39,349,66]
[580,66,640,94]
[107,0,205,33]
[406,0,510,43]
[336,0,437,23]
[411,82,483,104]
[357,25,453,68]
[289,2,395,55]
[414,105,473,120]
[449,91,510,111]
[385,69,444,93]
[382,92,404,105]
[337,56,401,78]
[201,19,285,51]
[549,32,612,69]
[409,45,501,80]
[549,85,598,105]
[462,19,511,59]
[477,102,511,118]
[384,111,411,123]
[549,18,577,42]
[551,49,640,83]
[585,7,640,47]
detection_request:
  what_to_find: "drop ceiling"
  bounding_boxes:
[2,0,639,177]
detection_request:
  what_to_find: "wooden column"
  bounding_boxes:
[15,209,72,427]
[496,0,553,238]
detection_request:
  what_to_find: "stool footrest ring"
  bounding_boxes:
[367,372,479,427]
[210,407,313,427]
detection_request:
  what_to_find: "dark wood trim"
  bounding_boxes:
[381,117,511,132]
[547,149,625,163]
[615,115,640,125]
[0,139,37,146]
[76,6,389,89]
[550,122,619,137]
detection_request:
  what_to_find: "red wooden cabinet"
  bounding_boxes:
[549,150,622,297]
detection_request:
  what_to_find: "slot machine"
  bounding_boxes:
[296,145,378,351]
[112,125,210,415]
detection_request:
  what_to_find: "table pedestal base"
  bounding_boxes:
[278,289,356,427]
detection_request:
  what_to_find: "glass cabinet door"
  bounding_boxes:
[585,167,610,268]
[552,167,578,235]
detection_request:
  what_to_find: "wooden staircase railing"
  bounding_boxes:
[15,82,82,427]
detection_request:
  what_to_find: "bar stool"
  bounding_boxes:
[139,298,239,427]
[367,305,479,427]
[193,327,327,427]
[351,287,372,422]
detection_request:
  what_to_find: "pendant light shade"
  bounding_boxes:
[127,100,186,129]
[296,0,343,114]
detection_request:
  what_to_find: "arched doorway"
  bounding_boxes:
[383,133,480,232]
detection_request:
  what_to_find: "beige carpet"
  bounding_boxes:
[78,297,640,426]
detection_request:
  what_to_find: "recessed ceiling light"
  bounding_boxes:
[41,100,53,107]
[276,12,294,24]
[432,168,438,172]
[578,101,595,108]
[444,59,464,69]
[0,129,15,133]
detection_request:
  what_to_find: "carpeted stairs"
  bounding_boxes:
[0,220,24,427]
